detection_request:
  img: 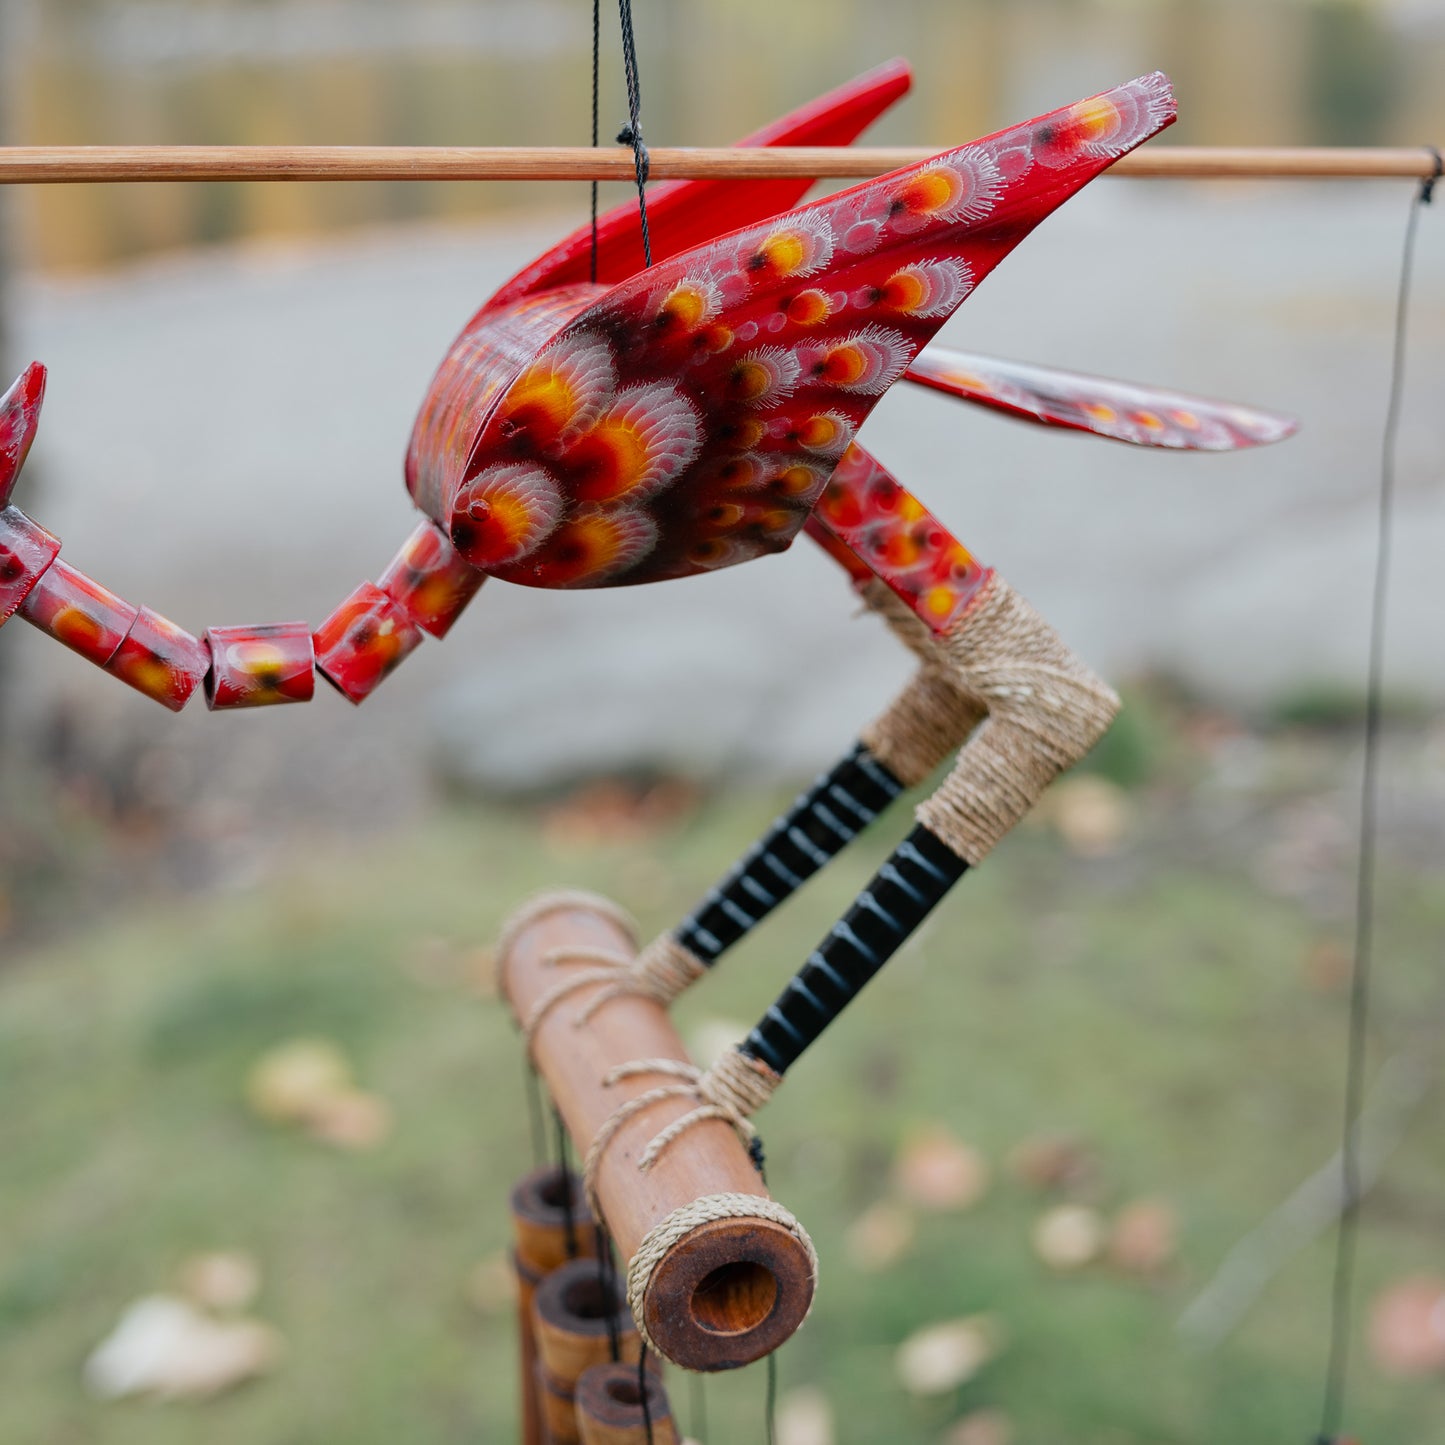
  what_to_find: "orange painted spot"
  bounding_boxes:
[816,483,863,529]
[499,366,577,446]
[797,415,843,450]
[466,491,542,564]
[897,168,956,217]
[770,465,818,499]
[725,418,765,450]
[1070,96,1119,143]
[754,229,808,276]
[730,360,775,402]
[880,271,927,313]
[117,653,172,696]
[784,290,832,326]
[1133,411,1164,431]
[1170,409,1200,429]
[533,513,631,585]
[570,418,651,502]
[660,284,710,330]
[819,345,869,387]
[923,585,958,619]
[52,607,105,651]
[1083,403,1118,424]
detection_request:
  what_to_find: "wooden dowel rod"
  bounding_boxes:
[0,144,1437,184]
[497,894,814,1371]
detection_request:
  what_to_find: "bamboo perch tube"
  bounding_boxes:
[497,894,814,1371]
[0,144,1437,185]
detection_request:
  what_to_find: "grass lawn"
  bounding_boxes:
[1,774,1442,1444]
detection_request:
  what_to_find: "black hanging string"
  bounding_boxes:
[615,0,653,268]
[1314,148,1438,1445]
[593,1221,623,1364]
[589,0,600,283]
[638,1342,655,1444]
[523,1057,546,1168]
[553,1107,580,1260]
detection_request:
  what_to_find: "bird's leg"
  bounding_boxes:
[0,367,484,710]
[621,447,990,1008]
[727,468,1118,1084]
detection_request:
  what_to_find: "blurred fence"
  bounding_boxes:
[4,0,1444,270]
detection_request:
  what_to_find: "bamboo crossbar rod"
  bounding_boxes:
[497,894,814,1371]
[0,144,1438,185]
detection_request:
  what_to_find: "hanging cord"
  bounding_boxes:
[589,0,600,282]
[593,1221,623,1364]
[1315,149,1439,1445]
[524,1057,546,1168]
[689,1371,708,1443]
[615,0,652,268]
[638,1342,655,1444]
[553,1108,580,1260]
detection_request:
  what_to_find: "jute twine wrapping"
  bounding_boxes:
[582,1048,781,1221]
[916,575,1119,864]
[858,579,988,786]
[495,888,638,1002]
[626,1192,818,1363]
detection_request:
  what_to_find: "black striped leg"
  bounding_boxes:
[676,741,906,965]
[739,823,966,1075]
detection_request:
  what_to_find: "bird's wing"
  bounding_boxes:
[904,347,1297,449]
[452,73,1177,589]
[481,58,913,314]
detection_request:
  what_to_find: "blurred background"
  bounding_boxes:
[1,2,1443,1442]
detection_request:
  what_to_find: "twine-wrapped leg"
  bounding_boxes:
[739,571,1118,1076]
[619,573,987,1015]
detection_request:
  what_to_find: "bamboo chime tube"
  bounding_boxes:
[0,145,1437,184]
[575,1362,680,1445]
[497,896,814,1370]
[532,1258,642,1445]
[510,1167,599,1445]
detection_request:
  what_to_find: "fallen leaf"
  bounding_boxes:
[84,1295,281,1401]
[1369,1276,1445,1377]
[894,1127,990,1212]
[940,1409,1015,1445]
[466,1253,517,1314]
[776,1385,835,1445]
[1032,1205,1104,1271]
[177,1252,260,1313]
[1006,1134,1093,1194]
[245,1038,353,1125]
[846,1201,916,1273]
[1302,938,1351,994]
[896,1316,1002,1397]
[1048,775,1132,857]
[1109,1199,1178,1276]
[305,1089,392,1151]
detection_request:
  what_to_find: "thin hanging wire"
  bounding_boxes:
[765,1352,779,1445]
[553,1107,580,1260]
[1315,151,1438,1445]
[589,0,600,282]
[615,0,652,268]
[594,1221,623,1364]
[638,1342,656,1444]
[689,1371,708,1443]
[523,1057,546,1168]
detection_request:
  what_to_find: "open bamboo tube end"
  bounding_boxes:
[498,892,816,1371]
